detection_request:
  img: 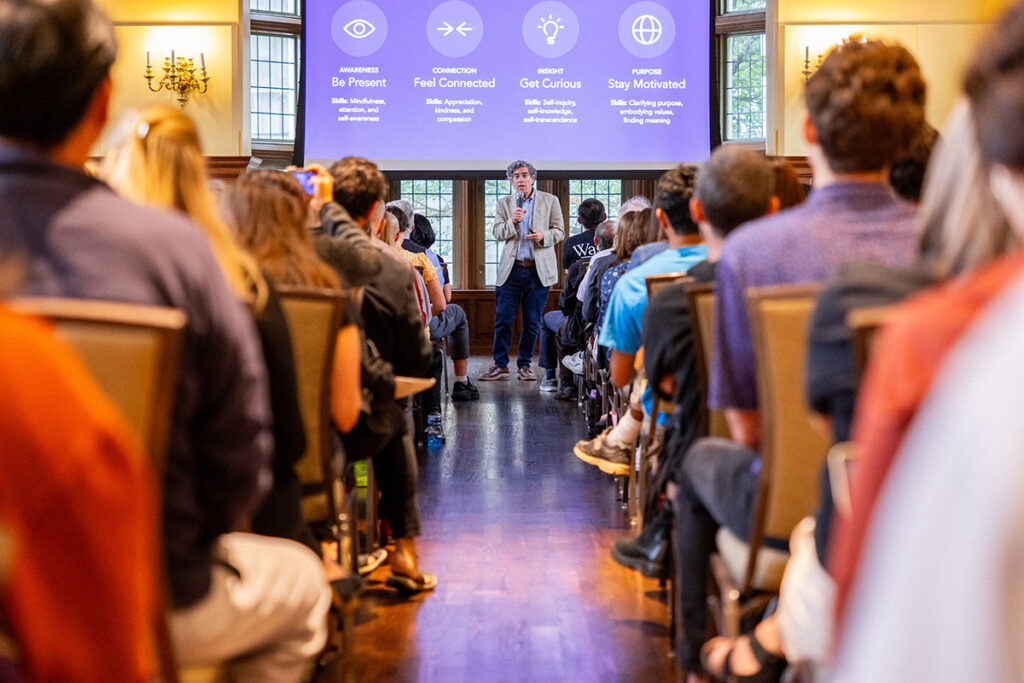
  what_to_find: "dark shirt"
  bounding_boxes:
[250,280,319,555]
[804,259,935,565]
[0,143,272,608]
[562,229,597,271]
[313,202,382,288]
[641,260,717,516]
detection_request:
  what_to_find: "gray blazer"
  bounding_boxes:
[492,189,565,287]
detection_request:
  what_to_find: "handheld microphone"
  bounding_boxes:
[516,191,524,209]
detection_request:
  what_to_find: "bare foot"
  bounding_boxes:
[390,537,420,578]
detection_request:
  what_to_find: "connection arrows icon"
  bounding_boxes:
[437,21,473,37]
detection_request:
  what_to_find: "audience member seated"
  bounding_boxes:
[595,208,652,340]
[220,169,376,585]
[542,219,614,397]
[573,166,707,476]
[611,146,778,581]
[100,103,333,674]
[562,197,606,271]
[0,298,158,680]
[767,158,807,210]
[318,156,436,595]
[627,196,671,270]
[673,37,926,679]
[578,196,650,316]
[700,111,950,682]
[832,18,1024,660]
[0,2,329,678]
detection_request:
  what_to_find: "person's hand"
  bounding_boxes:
[306,163,333,214]
[523,231,543,242]
[512,208,526,223]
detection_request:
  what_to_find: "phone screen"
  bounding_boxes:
[291,170,316,196]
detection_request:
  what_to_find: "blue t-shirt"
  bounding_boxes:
[598,244,708,354]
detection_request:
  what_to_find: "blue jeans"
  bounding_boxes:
[492,264,549,368]
[538,310,565,372]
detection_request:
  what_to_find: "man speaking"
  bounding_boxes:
[480,160,564,381]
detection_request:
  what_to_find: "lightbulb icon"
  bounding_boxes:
[538,14,564,45]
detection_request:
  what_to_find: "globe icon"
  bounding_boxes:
[631,14,662,46]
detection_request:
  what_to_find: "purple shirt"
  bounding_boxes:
[0,144,273,608]
[709,182,919,411]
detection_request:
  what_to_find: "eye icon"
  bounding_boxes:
[343,18,376,39]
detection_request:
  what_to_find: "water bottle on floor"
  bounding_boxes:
[426,412,444,449]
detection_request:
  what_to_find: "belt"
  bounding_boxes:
[514,259,535,268]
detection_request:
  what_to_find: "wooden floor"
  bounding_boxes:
[325,357,682,683]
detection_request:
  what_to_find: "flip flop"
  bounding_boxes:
[385,572,437,595]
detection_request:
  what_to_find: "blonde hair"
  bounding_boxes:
[100,104,267,311]
[380,211,401,246]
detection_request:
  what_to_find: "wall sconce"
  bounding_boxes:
[145,50,209,107]
[801,46,824,81]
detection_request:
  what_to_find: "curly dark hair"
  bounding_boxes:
[805,38,926,173]
[327,156,387,220]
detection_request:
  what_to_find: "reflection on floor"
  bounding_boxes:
[325,357,681,682]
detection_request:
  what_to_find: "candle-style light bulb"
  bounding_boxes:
[200,52,206,70]
[147,50,151,67]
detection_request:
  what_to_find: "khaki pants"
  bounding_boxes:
[169,532,331,681]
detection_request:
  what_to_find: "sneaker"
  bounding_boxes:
[357,547,388,576]
[573,428,632,476]
[562,351,584,375]
[451,379,480,401]
[539,377,558,392]
[555,384,577,401]
[478,365,510,381]
[517,366,538,381]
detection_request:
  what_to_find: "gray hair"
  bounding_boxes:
[506,160,537,180]
[386,199,414,232]
[595,219,616,250]
[619,195,652,215]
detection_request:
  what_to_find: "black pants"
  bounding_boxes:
[372,429,421,539]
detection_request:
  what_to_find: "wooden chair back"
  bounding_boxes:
[847,304,897,378]
[274,287,346,525]
[11,298,185,464]
[644,272,690,300]
[684,282,731,439]
[744,283,830,588]
[10,297,187,682]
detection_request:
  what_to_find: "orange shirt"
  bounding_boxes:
[0,305,157,682]
[832,250,1024,631]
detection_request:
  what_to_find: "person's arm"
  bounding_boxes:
[330,324,362,433]
[562,237,573,270]
[492,196,518,241]
[426,275,446,317]
[725,408,760,450]
[317,202,382,287]
[526,194,565,247]
[610,350,636,388]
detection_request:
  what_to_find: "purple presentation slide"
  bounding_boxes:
[303,0,710,170]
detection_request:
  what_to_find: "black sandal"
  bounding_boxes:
[385,571,437,596]
[700,631,787,683]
